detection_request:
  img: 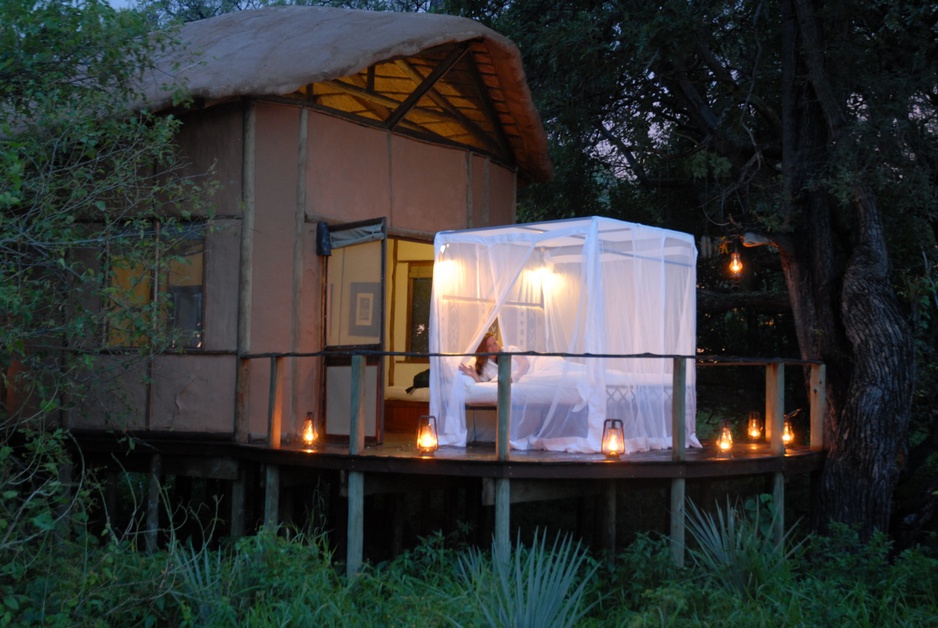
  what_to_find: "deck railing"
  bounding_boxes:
[245,350,826,573]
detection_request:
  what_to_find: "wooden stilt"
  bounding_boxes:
[601,479,616,562]
[146,454,162,553]
[772,471,785,548]
[264,464,280,528]
[670,477,686,567]
[230,475,245,538]
[494,477,510,565]
[494,357,512,565]
[670,357,687,566]
[346,354,366,577]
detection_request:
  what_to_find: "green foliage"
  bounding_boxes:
[456,529,600,628]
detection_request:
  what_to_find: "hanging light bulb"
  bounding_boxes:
[728,250,743,276]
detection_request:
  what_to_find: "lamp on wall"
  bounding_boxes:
[747,411,763,440]
[417,415,439,455]
[302,412,320,450]
[602,419,625,460]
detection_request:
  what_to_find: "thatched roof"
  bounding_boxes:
[141,6,552,182]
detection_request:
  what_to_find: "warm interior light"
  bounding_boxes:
[302,412,318,448]
[717,425,734,452]
[782,420,794,446]
[728,251,743,276]
[747,411,763,440]
[417,415,439,454]
[602,419,625,460]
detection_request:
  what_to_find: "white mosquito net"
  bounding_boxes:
[428,216,700,454]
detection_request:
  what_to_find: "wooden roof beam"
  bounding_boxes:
[385,42,471,130]
[393,58,505,157]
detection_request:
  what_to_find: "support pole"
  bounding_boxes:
[146,454,162,553]
[601,479,616,562]
[230,475,245,538]
[234,101,256,444]
[264,464,280,528]
[670,478,686,567]
[670,357,687,566]
[347,354,366,577]
[772,471,785,548]
[494,357,512,566]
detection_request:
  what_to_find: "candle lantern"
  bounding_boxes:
[782,420,795,446]
[602,419,625,460]
[302,412,319,448]
[716,423,734,452]
[747,411,763,440]
[416,415,439,454]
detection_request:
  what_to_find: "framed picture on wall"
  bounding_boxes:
[349,282,381,336]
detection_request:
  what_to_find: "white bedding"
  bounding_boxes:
[385,385,430,403]
[438,355,700,454]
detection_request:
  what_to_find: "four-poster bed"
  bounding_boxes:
[429,216,701,454]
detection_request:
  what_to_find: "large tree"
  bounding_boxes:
[444,0,938,540]
[1,0,213,566]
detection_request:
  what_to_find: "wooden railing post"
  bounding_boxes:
[347,354,366,577]
[765,362,785,546]
[765,363,785,456]
[267,356,285,449]
[810,364,826,450]
[494,357,512,566]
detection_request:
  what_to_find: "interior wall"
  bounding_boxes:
[385,239,434,388]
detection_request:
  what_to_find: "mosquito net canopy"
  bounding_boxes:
[428,216,699,454]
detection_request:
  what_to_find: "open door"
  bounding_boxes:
[322,218,386,442]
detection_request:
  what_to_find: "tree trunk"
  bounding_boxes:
[782,0,916,538]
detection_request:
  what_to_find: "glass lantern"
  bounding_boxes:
[602,419,625,460]
[747,411,763,440]
[302,412,319,449]
[717,424,734,452]
[417,415,439,455]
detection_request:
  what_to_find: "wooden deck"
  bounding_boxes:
[239,433,825,480]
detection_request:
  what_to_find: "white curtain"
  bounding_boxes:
[429,216,700,454]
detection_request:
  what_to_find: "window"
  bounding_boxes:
[406,262,433,358]
[107,223,204,349]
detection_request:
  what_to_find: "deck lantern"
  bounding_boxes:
[602,419,625,460]
[417,415,439,455]
[747,411,763,440]
[782,420,795,446]
[717,423,734,452]
[302,412,320,449]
